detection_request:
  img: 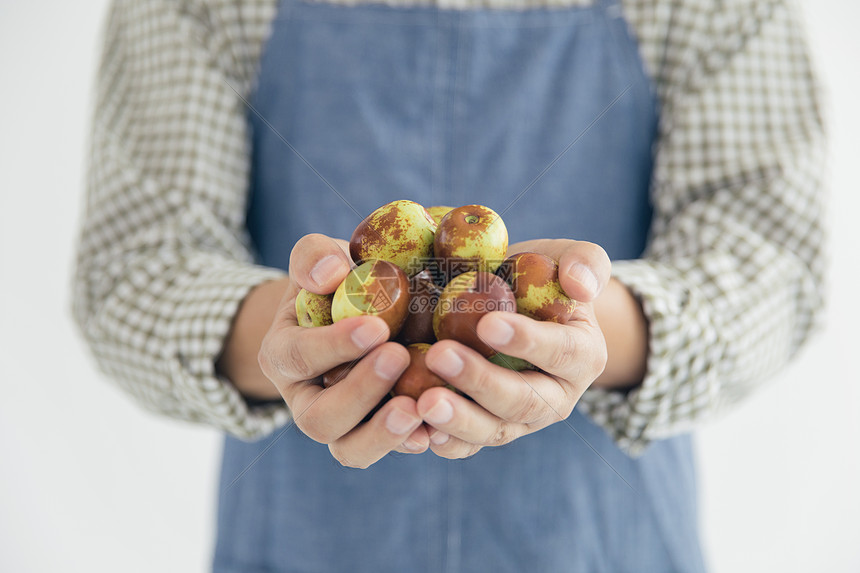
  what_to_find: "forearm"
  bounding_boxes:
[592,277,648,391]
[217,277,292,400]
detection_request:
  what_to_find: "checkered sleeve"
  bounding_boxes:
[579,0,827,454]
[71,0,291,438]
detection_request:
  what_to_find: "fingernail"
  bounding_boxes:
[424,399,453,425]
[352,322,385,350]
[386,408,420,435]
[431,348,464,378]
[430,430,450,445]
[402,438,424,452]
[481,314,514,347]
[566,262,599,299]
[374,349,408,381]
[310,255,346,287]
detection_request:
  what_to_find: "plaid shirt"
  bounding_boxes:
[73,0,826,454]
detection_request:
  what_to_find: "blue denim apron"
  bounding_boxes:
[215,0,707,571]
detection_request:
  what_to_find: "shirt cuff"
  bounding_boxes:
[578,259,718,455]
[159,256,291,439]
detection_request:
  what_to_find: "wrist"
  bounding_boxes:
[591,277,648,391]
[216,277,291,400]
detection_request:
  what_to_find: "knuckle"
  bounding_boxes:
[553,385,578,420]
[468,362,498,398]
[510,389,543,425]
[298,412,338,444]
[487,422,517,447]
[282,339,315,381]
[515,336,536,360]
[341,456,369,469]
[257,330,316,383]
[570,332,607,387]
[462,444,484,459]
[546,331,576,373]
[257,338,279,381]
[432,438,483,459]
[257,345,272,378]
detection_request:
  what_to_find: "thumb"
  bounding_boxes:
[289,233,353,294]
[557,241,611,303]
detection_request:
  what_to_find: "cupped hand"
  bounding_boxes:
[257,233,431,468]
[417,239,611,459]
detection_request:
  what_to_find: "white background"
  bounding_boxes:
[1,1,857,571]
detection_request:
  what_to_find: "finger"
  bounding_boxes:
[328,396,423,469]
[286,342,410,443]
[426,427,484,460]
[476,312,607,391]
[423,339,571,424]
[392,424,431,454]
[508,239,611,302]
[259,315,391,389]
[557,241,611,302]
[289,233,353,294]
[416,386,528,448]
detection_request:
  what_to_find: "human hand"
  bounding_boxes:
[257,233,431,468]
[416,238,611,459]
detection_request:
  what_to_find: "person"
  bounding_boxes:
[72,0,826,570]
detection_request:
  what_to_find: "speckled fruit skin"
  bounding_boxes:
[487,352,534,372]
[497,252,576,323]
[433,204,508,278]
[396,269,442,346]
[295,289,334,328]
[350,200,437,277]
[433,271,516,357]
[322,362,353,388]
[392,343,450,400]
[331,259,411,339]
[426,205,454,226]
